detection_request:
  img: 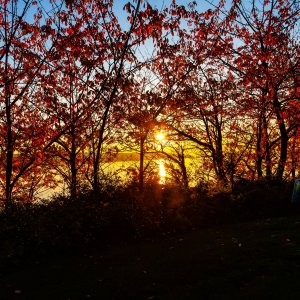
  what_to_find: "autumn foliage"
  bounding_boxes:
[0,0,300,210]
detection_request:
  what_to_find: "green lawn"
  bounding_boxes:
[1,215,300,300]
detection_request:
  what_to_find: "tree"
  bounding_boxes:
[157,138,193,189]
[0,0,61,208]
[215,0,300,179]
[124,87,165,191]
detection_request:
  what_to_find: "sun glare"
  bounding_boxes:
[156,132,165,141]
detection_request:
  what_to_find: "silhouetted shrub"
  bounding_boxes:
[0,178,298,266]
[230,177,294,219]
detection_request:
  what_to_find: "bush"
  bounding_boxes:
[0,178,298,266]
[231,177,294,219]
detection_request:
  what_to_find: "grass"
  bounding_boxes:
[1,214,300,300]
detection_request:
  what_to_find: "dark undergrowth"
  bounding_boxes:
[0,178,298,268]
[1,179,300,299]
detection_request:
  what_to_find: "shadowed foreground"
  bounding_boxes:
[1,214,300,300]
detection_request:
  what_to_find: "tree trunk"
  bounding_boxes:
[4,53,13,210]
[215,138,227,184]
[139,137,145,192]
[291,131,297,180]
[179,150,189,189]
[93,159,99,195]
[256,113,263,179]
[262,114,272,178]
[273,95,288,179]
[70,125,77,200]
[277,126,288,179]
[5,117,13,210]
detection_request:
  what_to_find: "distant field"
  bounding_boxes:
[1,214,300,300]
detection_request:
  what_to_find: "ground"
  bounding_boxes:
[1,215,300,300]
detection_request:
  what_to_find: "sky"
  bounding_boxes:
[113,0,216,28]
[20,0,216,29]
[113,0,181,30]
[111,0,217,60]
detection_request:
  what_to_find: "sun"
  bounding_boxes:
[156,132,165,141]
